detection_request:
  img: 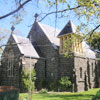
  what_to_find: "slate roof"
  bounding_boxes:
[12,34,39,58]
[58,20,77,37]
[12,21,97,59]
[32,41,44,57]
[82,41,96,58]
[38,22,60,46]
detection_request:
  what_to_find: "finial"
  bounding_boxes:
[34,13,39,22]
[11,25,15,34]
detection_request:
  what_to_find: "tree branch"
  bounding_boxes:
[39,5,81,22]
[0,0,31,19]
[0,43,22,48]
[84,24,100,39]
[90,24,100,36]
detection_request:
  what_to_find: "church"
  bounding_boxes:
[0,15,100,92]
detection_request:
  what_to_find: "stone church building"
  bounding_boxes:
[0,16,100,92]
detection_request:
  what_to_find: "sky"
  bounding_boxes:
[0,0,82,38]
[1,0,99,38]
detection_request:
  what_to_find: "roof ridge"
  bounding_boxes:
[57,20,77,37]
[12,34,28,40]
[37,22,60,46]
[12,34,39,58]
[38,22,60,31]
[69,20,77,33]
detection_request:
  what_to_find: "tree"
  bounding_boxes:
[0,0,31,20]
[0,28,10,52]
[87,32,100,51]
[1,0,100,58]
[22,67,36,100]
[0,0,100,36]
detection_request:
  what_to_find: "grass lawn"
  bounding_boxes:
[19,88,100,100]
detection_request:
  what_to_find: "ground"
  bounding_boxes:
[19,88,100,100]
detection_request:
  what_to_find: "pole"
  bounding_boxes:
[29,56,31,100]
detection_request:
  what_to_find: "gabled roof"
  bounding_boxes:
[58,20,77,37]
[82,41,96,58]
[32,41,44,57]
[38,22,60,46]
[12,34,39,58]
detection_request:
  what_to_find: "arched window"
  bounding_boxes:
[7,51,14,77]
[80,68,82,78]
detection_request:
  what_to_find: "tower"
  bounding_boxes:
[58,20,83,55]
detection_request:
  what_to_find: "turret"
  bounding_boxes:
[58,20,83,54]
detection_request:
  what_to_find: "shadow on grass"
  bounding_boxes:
[38,94,95,100]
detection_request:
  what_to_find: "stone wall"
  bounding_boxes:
[28,22,59,80]
[35,59,45,80]
[59,55,74,79]
[74,56,99,92]
[98,61,100,87]
[0,35,21,88]
[19,57,38,92]
[58,55,100,92]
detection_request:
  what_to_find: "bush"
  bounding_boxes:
[49,76,72,92]
[59,76,72,91]
[92,90,100,100]
[35,76,72,92]
[49,80,60,91]
[39,89,48,94]
[22,67,36,92]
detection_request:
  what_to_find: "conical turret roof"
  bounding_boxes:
[58,20,77,37]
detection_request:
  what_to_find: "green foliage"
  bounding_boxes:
[39,89,48,94]
[59,76,72,87]
[19,88,100,100]
[49,80,60,91]
[76,0,100,21]
[22,68,36,92]
[36,76,72,92]
[35,79,43,90]
[59,76,72,91]
[49,76,72,92]
[86,32,100,51]
[44,0,100,35]
[35,80,50,91]
[92,90,100,100]
[64,34,83,58]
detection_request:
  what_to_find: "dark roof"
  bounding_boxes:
[32,41,44,57]
[12,34,39,58]
[38,22,60,46]
[58,20,77,37]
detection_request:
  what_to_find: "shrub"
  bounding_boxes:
[49,80,60,91]
[49,76,72,92]
[39,89,48,94]
[59,76,72,91]
[35,77,72,92]
[35,79,43,90]
[92,90,100,100]
[22,67,36,92]
[35,80,50,91]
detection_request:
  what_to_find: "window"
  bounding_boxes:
[80,68,82,78]
[7,51,14,77]
[92,63,94,77]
